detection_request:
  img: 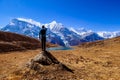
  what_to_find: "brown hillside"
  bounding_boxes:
[0,31,40,43]
[0,31,55,52]
[79,36,120,49]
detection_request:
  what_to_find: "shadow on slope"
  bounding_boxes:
[0,31,55,52]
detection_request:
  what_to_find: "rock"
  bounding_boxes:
[27,51,73,73]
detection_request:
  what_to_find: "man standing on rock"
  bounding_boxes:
[39,25,47,51]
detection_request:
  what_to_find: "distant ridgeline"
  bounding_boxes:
[4,18,120,46]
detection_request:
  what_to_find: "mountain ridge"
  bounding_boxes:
[2,18,120,46]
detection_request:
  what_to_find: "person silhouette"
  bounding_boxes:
[39,25,47,51]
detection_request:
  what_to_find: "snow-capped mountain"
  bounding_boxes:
[97,31,120,39]
[45,21,86,46]
[70,27,92,35]
[1,18,104,46]
[1,18,42,38]
[70,27,104,42]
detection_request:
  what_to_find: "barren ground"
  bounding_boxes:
[0,45,120,80]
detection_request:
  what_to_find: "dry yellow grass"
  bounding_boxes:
[0,37,120,80]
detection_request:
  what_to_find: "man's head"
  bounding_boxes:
[42,25,45,28]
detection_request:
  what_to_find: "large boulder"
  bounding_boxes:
[26,51,73,73]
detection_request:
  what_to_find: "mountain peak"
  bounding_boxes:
[15,18,42,27]
[48,21,63,30]
[50,21,57,24]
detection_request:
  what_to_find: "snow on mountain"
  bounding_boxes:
[82,32,104,42]
[97,31,120,38]
[48,21,63,31]
[45,21,82,46]
[70,27,92,35]
[17,18,42,27]
[1,18,105,46]
[70,27,104,42]
[1,18,41,38]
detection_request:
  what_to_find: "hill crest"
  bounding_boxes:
[0,31,55,52]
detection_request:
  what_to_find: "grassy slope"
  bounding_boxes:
[0,36,120,80]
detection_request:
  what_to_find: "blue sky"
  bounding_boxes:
[0,0,120,31]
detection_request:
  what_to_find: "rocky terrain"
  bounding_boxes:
[0,35,120,80]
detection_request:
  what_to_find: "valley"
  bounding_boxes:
[1,0,120,80]
[0,36,120,80]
